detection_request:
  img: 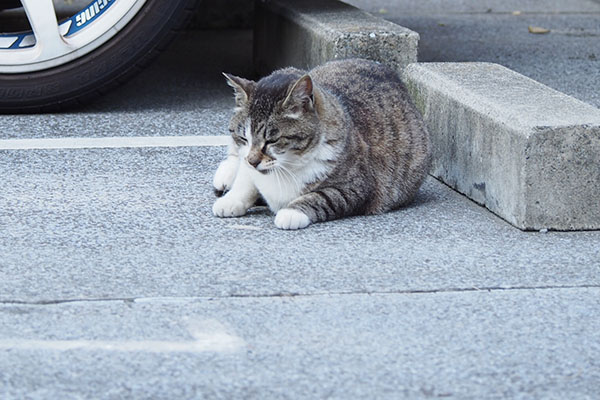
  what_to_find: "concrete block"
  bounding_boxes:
[254,0,419,74]
[403,62,600,231]
[189,0,254,29]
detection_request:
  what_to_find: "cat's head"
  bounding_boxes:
[223,69,320,173]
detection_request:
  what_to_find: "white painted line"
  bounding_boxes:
[0,318,245,353]
[0,135,229,150]
[0,337,244,353]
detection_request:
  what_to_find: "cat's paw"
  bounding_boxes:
[213,157,239,192]
[213,196,248,218]
[274,208,311,230]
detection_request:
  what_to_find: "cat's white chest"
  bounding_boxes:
[230,138,336,212]
[251,167,302,212]
[253,160,332,212]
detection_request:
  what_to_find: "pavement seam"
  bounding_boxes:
[2,284,599,306]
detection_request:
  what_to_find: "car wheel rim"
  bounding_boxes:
[0,0,148,74]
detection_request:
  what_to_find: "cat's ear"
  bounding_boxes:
[282,74,314,117]
[223,72,255,107]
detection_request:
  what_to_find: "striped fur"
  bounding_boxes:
[213,59,431,229]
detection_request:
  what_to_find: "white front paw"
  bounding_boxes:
[274,208,311,230]
[213,196,247,218]
[213,157,239,192]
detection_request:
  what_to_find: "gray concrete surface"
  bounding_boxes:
[2,290,600,399]
[254,0,418,74]
[346,0,600,108]
[1,147,599,303]
[404,62,600,231]
[1,18,600,400]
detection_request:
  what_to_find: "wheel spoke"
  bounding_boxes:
[20,0,72,58]
[0,0,146,73]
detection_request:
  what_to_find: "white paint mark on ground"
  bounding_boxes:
[230,224,262,231]
[0,319,245,353]
[0,337,243,353]
[0,338,240,353]
[0,135,229,150]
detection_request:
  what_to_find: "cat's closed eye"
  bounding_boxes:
[228,127,246,143]
[265,129,280,144]
[231,132,247,145]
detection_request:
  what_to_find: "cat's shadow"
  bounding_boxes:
[224,186,438,222]
[246,206,272,216]
[401,182,440,211]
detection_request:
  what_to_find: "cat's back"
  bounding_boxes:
[310,59,431,211]
[310,59,406,106]
[309,59,424,139]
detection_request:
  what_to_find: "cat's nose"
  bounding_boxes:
[246,155,261,168]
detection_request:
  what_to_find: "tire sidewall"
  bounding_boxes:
[0,0,190,112]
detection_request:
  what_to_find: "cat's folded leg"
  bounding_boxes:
[275,186,360,229]
[213,156,239,194]
[274,208,311,230]
[273,191,325,230]
[213,139,240,193]
[212,163,258,218]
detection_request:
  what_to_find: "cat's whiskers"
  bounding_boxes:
[271,165,283,195]
[261,160,276,170]
[277,164,303,194]
[278,159,304,167]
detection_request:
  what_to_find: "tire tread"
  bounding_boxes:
[0,0,200,113]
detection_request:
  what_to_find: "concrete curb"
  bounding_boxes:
[403,62,600,231]
[253,0,419,74]
[252,0,600,231]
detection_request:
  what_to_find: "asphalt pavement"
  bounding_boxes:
[346,0,600,108]
[1,7,600,400]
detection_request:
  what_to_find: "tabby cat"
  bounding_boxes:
[212,59,431,229]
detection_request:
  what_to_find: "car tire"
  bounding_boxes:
[0,0,198,113]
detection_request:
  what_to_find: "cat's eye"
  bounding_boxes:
[235,135,248,144]
[265,129,280,145]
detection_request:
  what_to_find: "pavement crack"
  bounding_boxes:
[226,284,600,298]
[440,11,600,16]
[1,284,598,306]
[371,284,600,295]
[1,297,136,306]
